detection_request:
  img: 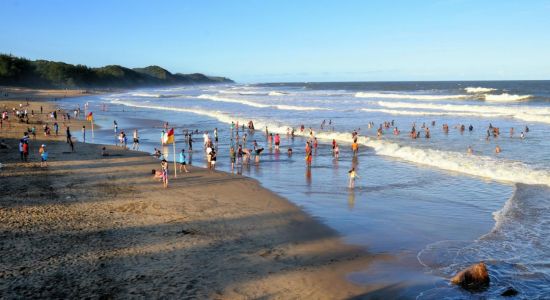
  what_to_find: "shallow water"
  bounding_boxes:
[61,81,550,298]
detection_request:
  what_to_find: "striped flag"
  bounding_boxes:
[164,128,175,144]
[86,112,93,121]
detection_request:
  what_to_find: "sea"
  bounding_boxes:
[61,81,550,299]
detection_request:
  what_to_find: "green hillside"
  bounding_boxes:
[0,54,233,88]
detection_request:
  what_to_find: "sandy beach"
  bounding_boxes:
[0,89,389,298]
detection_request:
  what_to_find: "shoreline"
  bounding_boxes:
[0,89,388,298]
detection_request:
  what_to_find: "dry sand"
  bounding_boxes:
[0,89,391,299]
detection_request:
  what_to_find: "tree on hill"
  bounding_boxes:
[0,54,233,88]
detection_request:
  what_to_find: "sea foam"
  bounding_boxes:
[377,101,550,124]
[196,94,327,111]
[484,93,532,102]
[355,92,468,100]
[465,87,497,93]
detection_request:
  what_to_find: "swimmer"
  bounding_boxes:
[495,145,501,153]
[467,146,473,154]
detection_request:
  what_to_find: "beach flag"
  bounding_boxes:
[86,112,93,121]
[164,128,175,144]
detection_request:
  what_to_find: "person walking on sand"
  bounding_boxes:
[66,127,72,143]
[82,125,86,143]
[39,144,48,167]
[348,167,359,189]
[133,129,140,150]
[18,139,25,161]
[22,140,29,162]
[178,149,190,173]
[161,159,169,188]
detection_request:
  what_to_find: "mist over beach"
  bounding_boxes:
[2,1,550,299]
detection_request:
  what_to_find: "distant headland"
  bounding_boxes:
[0,54,233,88]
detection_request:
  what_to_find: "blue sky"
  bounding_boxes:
[1,0,549,82]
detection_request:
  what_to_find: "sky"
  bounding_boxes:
[1,0,550,83]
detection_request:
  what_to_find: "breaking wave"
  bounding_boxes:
[377,101,550,124]
[360,108,509,119]
[196,94,327,111]
[355,92,469,100]
[484,93,532,102]
[268,91,287,96]
[130,92,180,98]
[465,87,497,93]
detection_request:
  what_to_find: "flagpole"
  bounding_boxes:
[91,119,94,140]
[173,133,177,178]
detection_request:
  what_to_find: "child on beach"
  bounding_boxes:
[348,168,358,188]
[39,144,48,167]
[152,169,163,180]
[161,159,169,188]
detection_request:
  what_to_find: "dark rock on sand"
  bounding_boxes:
[450,262,490,292]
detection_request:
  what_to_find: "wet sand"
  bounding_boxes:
[0,89,390,298]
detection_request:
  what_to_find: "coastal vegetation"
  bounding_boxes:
[0,54,233,88]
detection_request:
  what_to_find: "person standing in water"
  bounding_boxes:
[351,140,359,156]
[305,148,312,167]
[274,133,281,151]
[131,129,138,150]
[179,149,190,173]
[230,147,236,171]
[348,168,359,188]
[210,149,217,171]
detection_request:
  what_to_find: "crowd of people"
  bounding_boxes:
[6,99,532,191]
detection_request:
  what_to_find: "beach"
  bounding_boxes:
[0,89,387,298]
[63,82,550,299]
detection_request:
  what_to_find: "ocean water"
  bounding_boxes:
[62,81,550,298]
